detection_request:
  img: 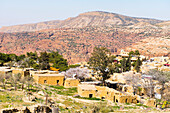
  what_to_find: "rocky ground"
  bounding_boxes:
[0,84,169,113]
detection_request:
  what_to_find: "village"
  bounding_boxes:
[0,49,169,113]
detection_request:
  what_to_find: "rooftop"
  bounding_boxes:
[78,84,97,90]
[34,73,64,77]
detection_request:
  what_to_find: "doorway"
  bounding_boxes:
[89,94,93,98]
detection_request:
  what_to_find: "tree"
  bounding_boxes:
[134,50,140,55]
[20,76,26,90]
[26,51,38,60]
[10,73,21,91]
[125,73,141,95]
[126,56,131,71]
[25,76,34,90]
[39,51,50,70]
[49,51,68,71]
[147,70,170,100]
[121,58,126,72]
[65,67,89,81]
[88,47,113,85]
[0,74,6,89]
[129,51,134,56]
[141,76,155,98]
[134,57,142,72]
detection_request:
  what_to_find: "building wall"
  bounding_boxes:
[118,96,137,104]
[77,85,96,98]
[12,69,25,77]
[144,99,156,107]
[0,70,12,75]
[33,75,64,86]
[78,85,137,104]
[64,78,79,88]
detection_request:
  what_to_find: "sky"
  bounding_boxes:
[0,0,170,27]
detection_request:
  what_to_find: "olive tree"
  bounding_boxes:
[10,73,21,91]
[0,73,5,89]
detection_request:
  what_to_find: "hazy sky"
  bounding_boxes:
[0,0,169,27]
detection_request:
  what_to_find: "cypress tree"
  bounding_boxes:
[135,57,142,72]
[126,56,131,71]
[121,58,126,72]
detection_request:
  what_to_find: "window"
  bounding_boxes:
[44,80,47,83]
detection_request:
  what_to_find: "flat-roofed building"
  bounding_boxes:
[78,84,138,104]
[33,73,64,86]
[64,78,79,88]
[0,67,12,75]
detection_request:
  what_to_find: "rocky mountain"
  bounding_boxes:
[0,11,169,63]
[155,21,170,29]
[126,36,170,57]
[0,11,163,33]
[0,25,169,64]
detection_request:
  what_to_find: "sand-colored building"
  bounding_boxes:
[109,71,141,84]
[78,84,138,104]
[0,67,12,75]
[119,49,129,58]
[12,69,30,77]
[64,78,79,88]
[143,99,156,107]
[33,73,64,86]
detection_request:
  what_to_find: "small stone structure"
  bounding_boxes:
[144,99,156,107]
[64,78,79,88]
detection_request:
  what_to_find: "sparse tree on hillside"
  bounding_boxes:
[20,76,26,90]
[25,76,34,90]
[0,74,6,89]
[10,73,21,91]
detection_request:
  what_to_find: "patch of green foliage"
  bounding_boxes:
[68,64,81,68]
[50,85,77,96]
[0,51,69,71]
[49,85,65,89]
[0,92,23,103]
[136,103,149,108]
[75,96,102,101]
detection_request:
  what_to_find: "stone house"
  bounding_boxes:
[64,78,79,88]
[12,68,30,77]
[78,85,97,98]
[33,73,64,86]
[78,84,138,104]
[0,67,12,75]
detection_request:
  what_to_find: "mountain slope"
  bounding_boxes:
[0,25,169,64]
[0,11,163,33]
